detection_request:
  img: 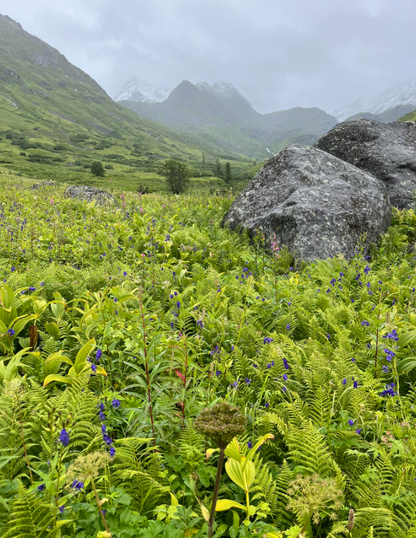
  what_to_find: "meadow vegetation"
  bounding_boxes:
[1,173,416,537]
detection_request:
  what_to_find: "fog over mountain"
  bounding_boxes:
[3,0,416,114]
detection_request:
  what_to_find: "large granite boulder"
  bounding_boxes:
[222,145,391,262]
[315,118,416,209]
[64,185,115,205]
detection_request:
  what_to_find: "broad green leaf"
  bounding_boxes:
[44,321,60,339]
[44,374,76,387]
[397,357,416,374]
[398,330,416,349]
[10,314,38,336]
[225,457,255,492]
[224,438,242,462]
[0,285,15,309]
[74,338,95,374]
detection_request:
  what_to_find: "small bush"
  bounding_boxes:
[90,160,105,177]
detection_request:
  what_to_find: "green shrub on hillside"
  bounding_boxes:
[91,160,105,177]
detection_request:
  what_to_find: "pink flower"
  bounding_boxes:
[50,198,54,205]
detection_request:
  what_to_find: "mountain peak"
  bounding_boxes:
[114,79,171,103]
[197,81,241,99]
[334,73,416,120]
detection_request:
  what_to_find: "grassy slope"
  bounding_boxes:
[399,109,416,122]
[0,15,253,191]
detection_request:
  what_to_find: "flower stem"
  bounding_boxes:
[138,288,156,447]
[208,447,225,538]
[91,476,112,536]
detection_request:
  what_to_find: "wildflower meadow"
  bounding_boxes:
[1,173,416,537]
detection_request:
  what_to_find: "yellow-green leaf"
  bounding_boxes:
[215,499,246,511]
[224,438,242,462]
[74,338,95,374]
[247,433,274,461]
[170,492,179,506]
[10,314,38,336]
[44,321,60,339]
[225,457,255,493]
[206,448,219,459]
[44,374,76,387]
[201,504,210,522]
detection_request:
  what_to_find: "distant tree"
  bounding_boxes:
[214,159,223,178]
[225,162,232,184]
[202,153,206,166]
[90,161,105,177]
[161,159,190,194]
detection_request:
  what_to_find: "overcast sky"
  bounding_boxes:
[2,0,416,113]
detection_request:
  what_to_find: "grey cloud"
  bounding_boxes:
[2,0,416,113]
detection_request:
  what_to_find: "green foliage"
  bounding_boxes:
[160,159,190,194]
[2,174,416,536]
[91,161,105,177]
[225,162,232,184]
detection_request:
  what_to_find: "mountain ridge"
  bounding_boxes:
[334,74,416,121]
[114,79,171,103]
[119,79,338,158]
[0,13,253,190]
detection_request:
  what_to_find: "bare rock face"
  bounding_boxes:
[64,185,115,205]
[222,145,391,262]
[315,118,416,209]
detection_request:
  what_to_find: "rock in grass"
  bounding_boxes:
[222,145,391,262]
[64,185,115,205]
[30,181,57,190]
[315,118,416,209]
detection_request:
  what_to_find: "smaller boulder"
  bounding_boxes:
[64,185,115,205]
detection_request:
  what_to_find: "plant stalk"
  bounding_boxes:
[208,447,225,538]
[91,476,112,536]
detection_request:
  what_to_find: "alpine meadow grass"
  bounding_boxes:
[1,172,416,537]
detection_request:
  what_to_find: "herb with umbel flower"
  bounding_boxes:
[66,451,112,537]
[194,401,246,538]
[286,474,344,535]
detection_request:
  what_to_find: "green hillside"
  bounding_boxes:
[120,81,338,159]
[399,108,416,122]
[0,15,252,191]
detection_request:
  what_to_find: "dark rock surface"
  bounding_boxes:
[222,145,391,262]
[315,118,416,209]
[64,185,115,205]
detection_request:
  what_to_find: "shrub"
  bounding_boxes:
[90,161,105,177]
[160,159,190,194]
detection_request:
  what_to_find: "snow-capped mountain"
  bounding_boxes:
[114,80,171,103]
[334,73,416,121]
[196,81,242,99]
